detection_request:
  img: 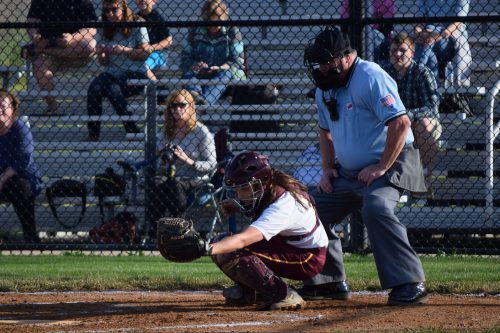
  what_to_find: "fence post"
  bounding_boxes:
[348,210,368,252]
[345,1,369,253]
[485,80,500,224]
[143,82,157,239]
[348,0,364,56]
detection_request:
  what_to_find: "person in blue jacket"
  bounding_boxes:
[0,89,42,243]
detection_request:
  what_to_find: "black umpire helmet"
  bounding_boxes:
[304,26,353,90]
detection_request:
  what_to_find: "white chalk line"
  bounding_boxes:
[48,314,325,333]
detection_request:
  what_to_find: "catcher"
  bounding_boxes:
[157,151,329,310]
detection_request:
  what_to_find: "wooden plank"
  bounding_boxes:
[434,150,500,172]
[396,206,499,229]
[35,141,144,151]
[431,178,500,200]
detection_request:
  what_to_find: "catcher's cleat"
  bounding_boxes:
[223,284,264,306]
[267,289,305,311]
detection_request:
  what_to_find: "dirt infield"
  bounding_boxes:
[0,291,499,332]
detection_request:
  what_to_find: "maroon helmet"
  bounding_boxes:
[223,151,273,216]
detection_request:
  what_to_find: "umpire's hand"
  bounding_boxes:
[317,168,339,193]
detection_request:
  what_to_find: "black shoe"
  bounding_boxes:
[387,282,428,306]
[297,281,351,300]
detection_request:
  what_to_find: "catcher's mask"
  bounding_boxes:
[223,151,273,217]
[304,26,352,91]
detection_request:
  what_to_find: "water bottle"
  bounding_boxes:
[444,62,454,88]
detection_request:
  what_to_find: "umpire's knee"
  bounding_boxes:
[362,195,393,226]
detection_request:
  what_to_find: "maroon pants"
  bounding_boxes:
[245,236,326,280]
[213,234,326,302]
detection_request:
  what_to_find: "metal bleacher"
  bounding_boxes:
[0,0,498,248]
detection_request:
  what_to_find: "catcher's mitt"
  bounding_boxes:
[157,217,210,262]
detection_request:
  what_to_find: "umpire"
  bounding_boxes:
[300,26,428,305]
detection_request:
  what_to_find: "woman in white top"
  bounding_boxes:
[146,89,216,238]
[210,151,329,310]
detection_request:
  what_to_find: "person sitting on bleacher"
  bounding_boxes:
[145,89,217,240]
[134,0,173,81]
[85,0,151,142]
[0,89,42,243]
[180,0,246,105]
[382,32,442,194]
[23,0,98,114]
[413,0,472,86]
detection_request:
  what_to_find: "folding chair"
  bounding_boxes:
[182,128,234,242]
[115,128,234,242]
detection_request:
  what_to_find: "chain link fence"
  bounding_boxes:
[0,0,498,254]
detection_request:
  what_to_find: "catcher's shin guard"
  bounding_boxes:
[213,251,288,305]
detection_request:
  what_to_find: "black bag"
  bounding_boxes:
[439,93,474,116]
[230,85,281,132]
[231,84,279,105]
[94,168,126,223]
[46,179,87,229]
[94,167,126,198]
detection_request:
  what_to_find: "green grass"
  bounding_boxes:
[0,28,29,91]
[0,28,28,65]
[0,253,499,293]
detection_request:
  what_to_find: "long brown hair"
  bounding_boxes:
[253,169,311,219]
[0,88,21,120]
[164,89,197,140]
[102,0,140,40]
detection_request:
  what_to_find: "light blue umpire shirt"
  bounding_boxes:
[316,57,414,171]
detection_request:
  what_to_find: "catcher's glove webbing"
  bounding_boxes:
[157,218,210,262]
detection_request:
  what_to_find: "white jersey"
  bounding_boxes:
[250,192,329,249]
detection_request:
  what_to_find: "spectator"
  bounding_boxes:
[85,0,151,142]
[210,151,329,310]
[0,89,42,243]
[382,32,442,193]
[146,89,217,238]
[134,0,173,81]
[301,26,428,305]
[180,0,246,105]
[23,0,97,114]
[340,0,395,63]
[413,0,472,86]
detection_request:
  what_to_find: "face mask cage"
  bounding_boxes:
[304,40,346,90]
[224,179,265,216]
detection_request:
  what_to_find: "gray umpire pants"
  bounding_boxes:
[304,168,426,289]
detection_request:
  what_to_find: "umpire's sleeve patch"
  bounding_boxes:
[380,94,396,108]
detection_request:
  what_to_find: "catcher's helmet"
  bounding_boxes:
[223,151,273,216]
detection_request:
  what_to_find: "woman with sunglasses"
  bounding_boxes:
[85,0,151,141]
[145,89,217,239]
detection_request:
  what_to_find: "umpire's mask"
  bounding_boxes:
[304,26,353,91]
